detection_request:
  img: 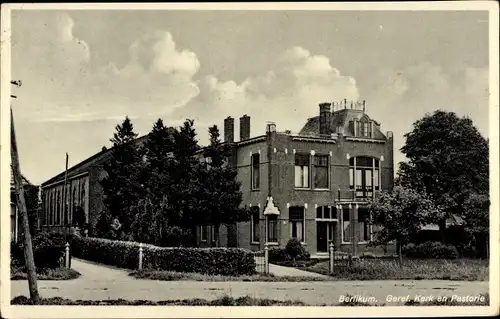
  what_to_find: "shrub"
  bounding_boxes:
[10,241,24,267]
[268,247,291,263]
[32,232,68,269]
[157,226,192,247]
[70,236,256,276]
[404,241,459,259]
[285,238,310,261]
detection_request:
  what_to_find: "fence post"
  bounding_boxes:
[65,242,70,268]
[264,243,269,275]
[138,243,143,270]
[329,242,334,275]
[348,253,353,268]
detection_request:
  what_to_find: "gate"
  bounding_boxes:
[329,243,353,275]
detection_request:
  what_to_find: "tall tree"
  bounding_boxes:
[203,125,250,247]
[99,116,143,237]
[399,110,489,241]
[131,119,176,245]
[168,119,204,244]
[368,185,438,265]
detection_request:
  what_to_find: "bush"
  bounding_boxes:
[32,232,68,269]
[70,236,256,276]
[10,241,24,267]
[285,238,309,261]
[12,232,68,269]
[267,239,310,263]
[157,226,192,247]
[403,241,459,259]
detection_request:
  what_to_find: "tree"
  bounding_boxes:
[463,192,490,258]
[167,119,204,244]
[99,117,143,237]
[202,125,250,246]
[368,185,438,265]
[131,119,177,244]
[399,110,489,242]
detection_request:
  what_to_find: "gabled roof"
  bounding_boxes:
[42,126,179,187]
[10,169,32,190]
[41,135,149,187]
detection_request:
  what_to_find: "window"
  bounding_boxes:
[342,208,352,243]
[313,155,329,189]
[359,120,371,137]
[349,157,380,199]
[50,192,54,225]
[358,209,372,243]
[211,225,216,243]
[316,206,337,220]
[80,186,85,211]
[267,215,278,243]
[200,226,208,242]
[295,153,310,188]
[250,207,260,243]
[289,207,305,242]
[72,187,77,225]
[251,153,260,190]
[56,190,61,225]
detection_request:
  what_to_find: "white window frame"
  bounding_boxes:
[289,206,306,244]
[313,155,330,190]
[251,153,260,190]
[250,208,260,244]
[200,226,208,242]
[294,153,310,189]
[341,207,352,244]
[266,215,279,244]
[358,210,373,244]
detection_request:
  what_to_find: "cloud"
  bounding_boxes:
[13,15,200,123]
[175,46,360,143]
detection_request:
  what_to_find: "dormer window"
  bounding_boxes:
[359,120,372,137]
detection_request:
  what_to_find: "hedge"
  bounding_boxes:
[12,232,68,269]
[403,241,459,259]
[70,236,256,276]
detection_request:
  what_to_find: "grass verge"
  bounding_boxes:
[130,270,327,282]
[11,295,306,306]
[304,258,488,281]
[11,266,81,281]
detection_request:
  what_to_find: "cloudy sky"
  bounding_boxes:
[10,9,489,185]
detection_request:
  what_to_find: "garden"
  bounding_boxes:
[11,232,80,281]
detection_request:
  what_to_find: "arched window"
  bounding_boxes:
[349,156,380,199]
[56,190,60,225]
[72,187,77,225]
[80,184,86,215]
[50,191,54,225]
[359,117,371,137]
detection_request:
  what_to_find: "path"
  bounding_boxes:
[254,256,328,278]
[10,259,489,306]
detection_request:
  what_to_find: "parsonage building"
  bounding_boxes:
[40,100,395,257]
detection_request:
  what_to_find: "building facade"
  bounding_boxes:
[199,101,395,256]
[41,100,395,256]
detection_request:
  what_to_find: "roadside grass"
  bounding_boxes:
[12,293,490,306]
[130,269,328,282]
[11,266,81,281]
[304,258,489,281]
[11,295,307,306]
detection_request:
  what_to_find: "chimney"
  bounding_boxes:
[319,102,332,136]
[240,115,250,141]
[224,116,234,143]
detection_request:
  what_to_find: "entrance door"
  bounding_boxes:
[317,222,327,252]
[317,221,336,253]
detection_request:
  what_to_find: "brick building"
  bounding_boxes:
[40,100,395,256]
[199,101,395,256]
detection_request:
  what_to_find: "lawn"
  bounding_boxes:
[11,266,81,281]
[303,258,489,281]
[129,269,328,282]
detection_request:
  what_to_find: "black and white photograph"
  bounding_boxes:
[1,2,498,318]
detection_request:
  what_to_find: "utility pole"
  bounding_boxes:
[11,81,40,302]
